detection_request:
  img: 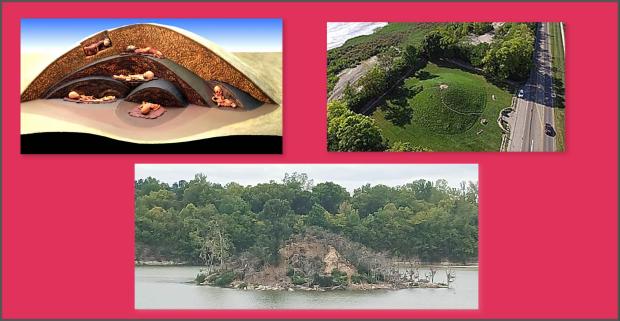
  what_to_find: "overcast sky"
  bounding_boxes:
[135,164,477,192]
[327,22,387,50]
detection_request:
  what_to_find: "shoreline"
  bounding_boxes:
[135,260,188,266]
[196,280,453,292]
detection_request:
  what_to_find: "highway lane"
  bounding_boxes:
[507,22,557,152]
[541,23,556,152]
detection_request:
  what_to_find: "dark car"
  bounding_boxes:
[545,123,556,137]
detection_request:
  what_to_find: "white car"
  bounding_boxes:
[518,89,525,98]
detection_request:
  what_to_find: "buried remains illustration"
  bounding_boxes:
[21,19,283,152]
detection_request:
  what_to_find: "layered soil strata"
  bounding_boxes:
[21,23,278,104]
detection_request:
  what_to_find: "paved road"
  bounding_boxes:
[328,56,379,102]
[507,23,557,152]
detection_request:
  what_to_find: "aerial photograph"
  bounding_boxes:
[20,18,282,153]
[327,22,565,152]
[135,164,479,309]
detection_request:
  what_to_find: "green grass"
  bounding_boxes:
[548,22,565,151]
[341,23,438,49]
[372,63,513,151]
[409,76,486,134]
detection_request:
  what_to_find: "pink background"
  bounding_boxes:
[2,1,618,319]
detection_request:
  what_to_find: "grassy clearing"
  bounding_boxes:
[548,22,565,151]
[372,63,512,151]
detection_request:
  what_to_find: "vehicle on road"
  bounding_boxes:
[545,123,556,137]
[518,89,524,98]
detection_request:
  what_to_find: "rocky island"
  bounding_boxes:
[194,228,457,291]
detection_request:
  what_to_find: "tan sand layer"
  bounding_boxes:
[21,99,282,144]
[233,52,282,101]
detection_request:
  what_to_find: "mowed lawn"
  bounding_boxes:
[549,22,565,151]
[372,63,513,151]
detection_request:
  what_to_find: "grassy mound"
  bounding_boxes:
[411,81,486,134]
[372,63,513,151]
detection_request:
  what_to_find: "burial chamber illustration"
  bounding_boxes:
[20,22,282,152]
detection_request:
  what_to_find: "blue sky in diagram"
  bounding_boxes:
[21,18,282,54]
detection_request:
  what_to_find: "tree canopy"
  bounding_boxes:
[136,173,479,265]
[327,100,388,152]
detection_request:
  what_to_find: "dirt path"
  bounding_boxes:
[468,33,494,45]
[328,56,378,102]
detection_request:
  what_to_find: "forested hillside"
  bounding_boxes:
[135,173,478,265]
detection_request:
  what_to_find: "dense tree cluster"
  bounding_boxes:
[342,45,426,113]
[136,173,478,265]
[327,23,438,94]
[327,100,388,152]
[420,22,536,82]
[328,22,536,97]
[481,23,536,81]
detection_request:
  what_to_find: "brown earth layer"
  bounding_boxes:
[21,24,275,103]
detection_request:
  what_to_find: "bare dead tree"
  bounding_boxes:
[429,267,437,284]
[446,268,456,288]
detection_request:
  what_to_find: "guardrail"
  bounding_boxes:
[498,97,517,151]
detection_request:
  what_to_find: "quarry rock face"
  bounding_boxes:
[281,235,357,279]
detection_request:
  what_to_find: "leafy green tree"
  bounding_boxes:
[216,194,250,215]
[422,31,444,59]
[283,172,317,214]
[469,42,490,67]
[343,66,389,112]
[351,184,395,218]
[403,45,422,68]
[171,180,188,199]
[306,203,329,228]
[333,113,387,152]
[406,179,434,201]
[472,22,493,35]
[135,177,169,197]
[259,199,294,261]
[312,182,350,213]
[182,174,224,207]
[327,100,351,151]
[482,23,534,81]
[137,189,178,211]
[283,172,314,190]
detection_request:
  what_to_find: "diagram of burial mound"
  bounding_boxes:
[20,22,282,153]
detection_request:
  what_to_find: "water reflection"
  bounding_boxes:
[135,266,478,309]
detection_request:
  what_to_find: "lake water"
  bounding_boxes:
[135,266,478,309]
